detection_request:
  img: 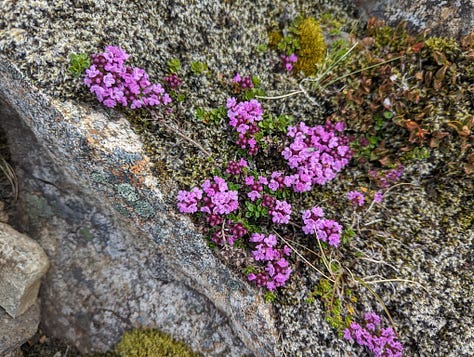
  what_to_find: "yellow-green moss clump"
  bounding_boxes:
[293,17,327,75]
[424,36,459,54]
[114,329,202,357]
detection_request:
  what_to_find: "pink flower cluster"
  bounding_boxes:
[347,190,366,207]
[244,175,268,201]
[268,171,285,191]
[226,98,264,155]
[212,220,248,246]
[301,206,342,247]
[247,233,292,291]
[84,46,171,109]
[282,121,352,192]
[347,190,383,207]
[176,187,202,214]
[281,53,298,72]
[225,158,248,175]
[232,73,254,89]
[164,73,182,89]
[344,312,403,357]
[177,176,239,226]
[369,165,404,189]
[269,199,292,224]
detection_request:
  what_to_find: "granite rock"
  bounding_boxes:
[0,223,49,318]
[0,302,40,356]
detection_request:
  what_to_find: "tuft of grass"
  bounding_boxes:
[0,155,18,200]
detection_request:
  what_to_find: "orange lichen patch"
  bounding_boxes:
[128,158,150,176]
[85,129,101,146]
[123,158,151,186]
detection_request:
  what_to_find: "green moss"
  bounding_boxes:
[113,329,202,357]
[68,52,91,77]
[268,30,283,50]
[293,17,327,75]
[425,36,459,55]
[366,19,410,52]
[190,61,209,76]
[320,12,344,37]
[307,278,355,335]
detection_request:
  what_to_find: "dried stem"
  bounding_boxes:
[150,111,212,157]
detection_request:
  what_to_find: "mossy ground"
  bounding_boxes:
[1,0,472,354]
[120,15,473,355]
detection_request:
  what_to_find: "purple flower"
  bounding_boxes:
[232,73,241,83]
[269,200,292,224]
[84,46,170,110]
[374,191,383,203]
[247,233,292,291]
[177,187,203,214]
[103,98,117,108]
[347,190,366,207]
[177,176,238,222]
[103,73,115,87]
[344,313,403,357]
[226,158,248,175]
[302,206,342,247]
[282,121,352,192]
[281,53,298,72]
[247,190,261,201]
[164,74,182,89]
[370,165,405,189]
[227,98,263,154]
[250,233,265,243]
[105,45,129,62]
[264,234,278,246]
[85,64,100,78]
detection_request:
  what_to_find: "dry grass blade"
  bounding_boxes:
[0,156,18,200]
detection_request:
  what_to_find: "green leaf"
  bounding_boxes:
[264,291,276,303]
[195,107,206,120]
[190,61,209,75]
[68,53,90,77]
[243,266,257,275]
[383,111,394,119]
[251,75,261,86]
[167,58,181,74]
[227,182,241,191]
